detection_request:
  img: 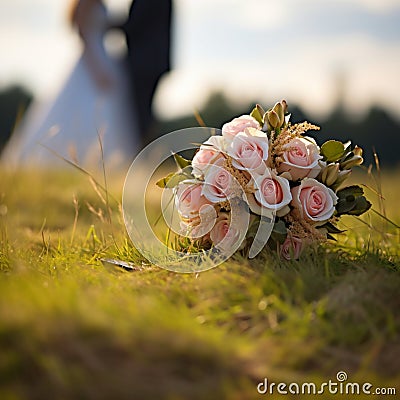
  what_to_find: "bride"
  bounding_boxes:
[1,0,138,169]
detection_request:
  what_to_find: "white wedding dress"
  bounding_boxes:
[1,2,138,170]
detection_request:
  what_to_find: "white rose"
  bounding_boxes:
[227,128,269,174]
[222,115,261,139]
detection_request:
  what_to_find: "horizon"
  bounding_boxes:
[1,0,400,121]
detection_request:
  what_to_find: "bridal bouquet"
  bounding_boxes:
[157,101,371,261]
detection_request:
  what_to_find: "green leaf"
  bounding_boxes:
[321,140,345,162]
[173,153,191,169]
[156,171,191,189]
[337,185,364,199]
[273,219,287,235]
[250,105,263,126]
[165,173,190,188]
[336,201,354,215]
[327,233,337,241]
[335,185,371,216]
[156,172,175,188]
[346,196,372,216]
[320,222,345,234]
[268,220,287,244]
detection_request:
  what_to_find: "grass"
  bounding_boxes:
[0,165,399,400]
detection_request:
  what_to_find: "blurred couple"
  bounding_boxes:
[2,0,172,169]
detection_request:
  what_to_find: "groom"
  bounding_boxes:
[123,0,172,147]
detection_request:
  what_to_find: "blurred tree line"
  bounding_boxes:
[0,86,399,167]
[159,92,400,167]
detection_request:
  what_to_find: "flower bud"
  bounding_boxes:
[321,163,339,186]
[336,169,352,184]
[267,110,281,129]
[281,99,288,114]
[325,163,340,186]
[272,102,285,126]
[340,155,363,170]
[321,163,336,184]
[353,145,363,157]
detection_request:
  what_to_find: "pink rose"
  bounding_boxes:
[291,178,338,223]
[210,214,241,252]
[227,128,269,173]
[277,137,322,180]
[247,170,292,215]
[279,236,304,261]
[222,115,261,139]
[202,158,234,203]
[175,182,212,222]
[192,146,224,178]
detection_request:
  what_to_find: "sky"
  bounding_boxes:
[1,0,400,120]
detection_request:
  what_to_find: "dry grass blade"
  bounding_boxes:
[371,209,400,229]
[372,147,386,218]
[97,129,112,224]
[193,109,206,127]
[38,142,119,205]
[89,175,107,205]
[86,201,105,223]
[360,183,386,200]
[70,194,79,245]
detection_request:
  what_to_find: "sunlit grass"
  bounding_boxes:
[0,166,399,399]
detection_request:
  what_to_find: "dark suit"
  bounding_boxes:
[124,0,172,146]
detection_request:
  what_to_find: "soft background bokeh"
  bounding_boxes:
[1,0,400,118]
[1,0,400,165]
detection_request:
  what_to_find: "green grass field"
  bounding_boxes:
[0,165,399,399]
